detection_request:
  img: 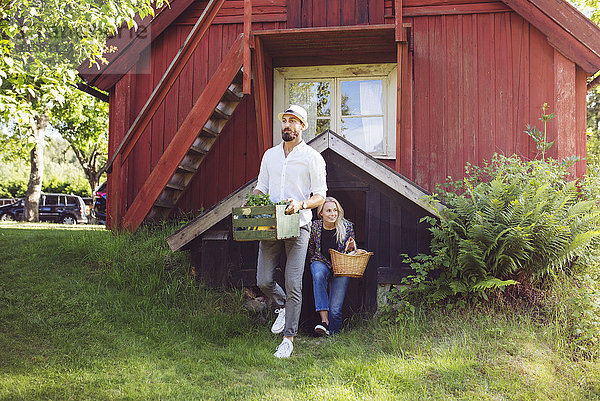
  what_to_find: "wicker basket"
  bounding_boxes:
[329,249,373,278]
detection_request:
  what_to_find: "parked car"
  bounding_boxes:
[93,182,107,225]
[0,193,88,224]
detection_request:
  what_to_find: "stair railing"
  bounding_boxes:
[105,0,228,174]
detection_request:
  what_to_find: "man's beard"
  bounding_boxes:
[281,129,298,142]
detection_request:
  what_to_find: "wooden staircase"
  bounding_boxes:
[120,36,245,231]
[147,69,245,222]
[102,0,259,232]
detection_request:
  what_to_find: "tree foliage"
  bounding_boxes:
[1,0,163,131]
[51,90,108,194]
[588,88,600,164]
[568,0,600,25]
[0,0,164,220]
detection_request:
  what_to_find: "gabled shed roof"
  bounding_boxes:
[166,130,442,251]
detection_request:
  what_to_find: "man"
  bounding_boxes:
[253,105,327,358]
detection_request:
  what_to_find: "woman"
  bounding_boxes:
[308,197,356,336]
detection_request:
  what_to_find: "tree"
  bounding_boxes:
[568,0,600,25]
[587,87,600,164]
[0,0,161,221]
[51,90,109,196]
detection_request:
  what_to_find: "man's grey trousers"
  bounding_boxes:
[256,224,310,338]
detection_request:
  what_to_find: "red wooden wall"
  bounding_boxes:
[107,0,590,227]
[108,16,286,223]
[409,11,587,190]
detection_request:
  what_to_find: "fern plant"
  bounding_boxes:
[404,154,600,303]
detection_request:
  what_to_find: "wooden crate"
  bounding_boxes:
[232,204,300,241]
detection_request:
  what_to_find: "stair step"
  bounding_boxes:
[166,182,186,192]
[223,87,243,102]
[177,164,197,174]
[154,199,175,209]
[212,107,230,120]
[232,69,243,85]
[189,144,208,155]
[142,68,246,226]
[201,125,218,138]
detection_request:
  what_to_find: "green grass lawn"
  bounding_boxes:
[1,222,600,400]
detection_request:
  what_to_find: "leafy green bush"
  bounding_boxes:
[401,154,600,303]
[42,177,91,197]
[0,177,91,199]
[0,179,27,198]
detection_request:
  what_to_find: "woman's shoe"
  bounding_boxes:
[314,322,330,336]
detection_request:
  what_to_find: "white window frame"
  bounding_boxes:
[273,63,397,159]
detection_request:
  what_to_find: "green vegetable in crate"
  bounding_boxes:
[245,192,273,206]
[245,192,291,207]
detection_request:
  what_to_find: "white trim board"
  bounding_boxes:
[313,130,441,215]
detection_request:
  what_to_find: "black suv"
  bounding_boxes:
[92,182,107,225]
[0,193,89,224]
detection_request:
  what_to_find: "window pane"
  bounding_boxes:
[341,80,383,116]
[341,117,384,153]
[45,195,58,205]
[288,81,331,140]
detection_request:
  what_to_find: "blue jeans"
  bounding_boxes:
[310,261,350,334]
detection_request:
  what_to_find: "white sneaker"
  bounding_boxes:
[271,308,285,334]
[274,338,293,358]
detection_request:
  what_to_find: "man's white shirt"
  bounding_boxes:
[255,140,327,227]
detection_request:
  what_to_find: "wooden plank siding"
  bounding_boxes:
[173,21,280,215]
[410,12,588,191]
[110,17,260,220]
[177,0,287,25]
[105,0,592,227]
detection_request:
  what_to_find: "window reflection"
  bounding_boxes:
[341,117,384,153]
[285,78,386,155]
[341,80,383,116]
[288,81,331,141]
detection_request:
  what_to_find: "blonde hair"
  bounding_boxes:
[317,196,347,244]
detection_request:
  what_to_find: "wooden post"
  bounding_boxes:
[243,0,252,94]
[395,0,406,174]
[395,0,404,42]
[109,75,132,230]
[576,67,588,177]
[396,42,403,174]
[554,49,576,175]
[365,190,381,313]
[112,153,123,230]
[253,36,270,154]
[398,41,414,179]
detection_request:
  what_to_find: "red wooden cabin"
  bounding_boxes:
[79,0,600,232]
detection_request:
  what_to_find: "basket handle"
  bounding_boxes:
[344,237,356,253]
